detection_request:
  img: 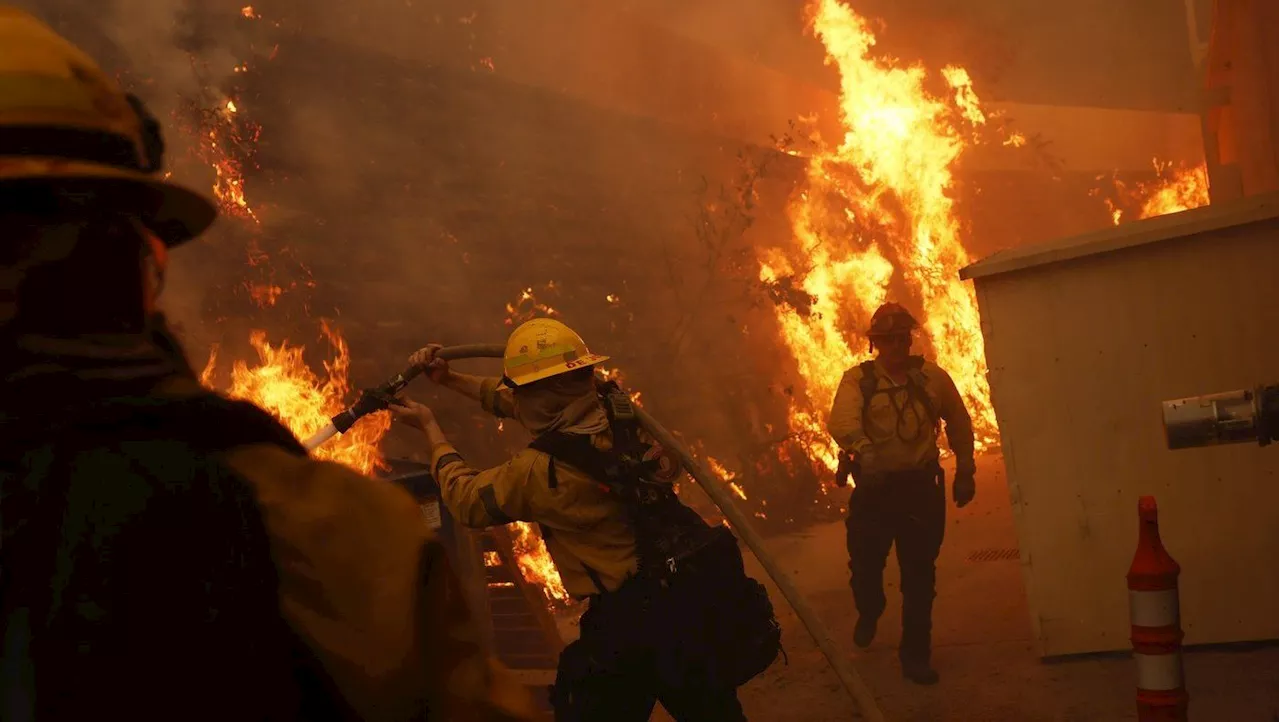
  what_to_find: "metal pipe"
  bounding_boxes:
[419,343,886,720]
[1162,384,1278,449]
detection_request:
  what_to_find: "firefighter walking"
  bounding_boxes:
[828,302,976,685]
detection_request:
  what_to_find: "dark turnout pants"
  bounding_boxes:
[550,578,746,722]
[845,466,946,665]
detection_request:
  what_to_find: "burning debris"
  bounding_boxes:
[761,273,819,319]
[1105,160,1211,225]
[198,98,260,224]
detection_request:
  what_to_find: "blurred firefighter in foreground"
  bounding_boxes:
[0,9,539,720]
[392,318,782,722]
[828,302,976,685]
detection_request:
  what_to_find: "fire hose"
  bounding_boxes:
[306,344,887,722]
[300,344,503,451]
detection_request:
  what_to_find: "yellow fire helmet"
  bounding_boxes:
[0,7,216,246]
[502,317,610,387]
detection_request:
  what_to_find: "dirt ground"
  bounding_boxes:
[649,452,1278,722]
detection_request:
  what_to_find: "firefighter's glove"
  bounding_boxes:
[835,454,861,488]
[408,344,450,383]
[350,388,393,418]
[953,466,976,508]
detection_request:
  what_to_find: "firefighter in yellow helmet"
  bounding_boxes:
[393,318,782,721]
[827,302,976,686]
[0,9,540,720]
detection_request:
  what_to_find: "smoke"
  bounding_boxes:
[12,1,276,349]
[13,0,260,134]
[100,1,228,116]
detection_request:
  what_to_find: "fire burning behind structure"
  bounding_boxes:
[1107,160,1212,224]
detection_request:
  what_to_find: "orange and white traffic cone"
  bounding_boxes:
[1127,496,1189,721]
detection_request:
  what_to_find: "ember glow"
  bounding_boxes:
[505,283,560,326]
[597,366,643,406]
[200,98,260,224]
[1108,159,1211,224]
[760,0,1000,481]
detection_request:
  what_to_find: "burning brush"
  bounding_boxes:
[181,5,391,475]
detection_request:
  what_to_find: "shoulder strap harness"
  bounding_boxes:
[859,355,937,425]
[528,380,714,586]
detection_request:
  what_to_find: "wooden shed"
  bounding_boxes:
[958,192,1279,657]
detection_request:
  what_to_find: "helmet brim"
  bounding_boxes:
[503,353,610,387]
[0,161,217,247]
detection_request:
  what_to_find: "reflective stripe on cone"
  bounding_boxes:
[1127,496,1188,722]
[1129,589,1180,628]
[1134,652,1184,691]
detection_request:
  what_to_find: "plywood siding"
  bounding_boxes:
[972,209,1279,656]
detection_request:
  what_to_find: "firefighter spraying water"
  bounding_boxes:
[307,322,885,721]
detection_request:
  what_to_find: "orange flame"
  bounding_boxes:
[509,522,569,603]
[1108,159,1211,225]
[761,0,1001,482]
[200,323,391,476]
[706,455,748,501]
[188,20,385,478]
